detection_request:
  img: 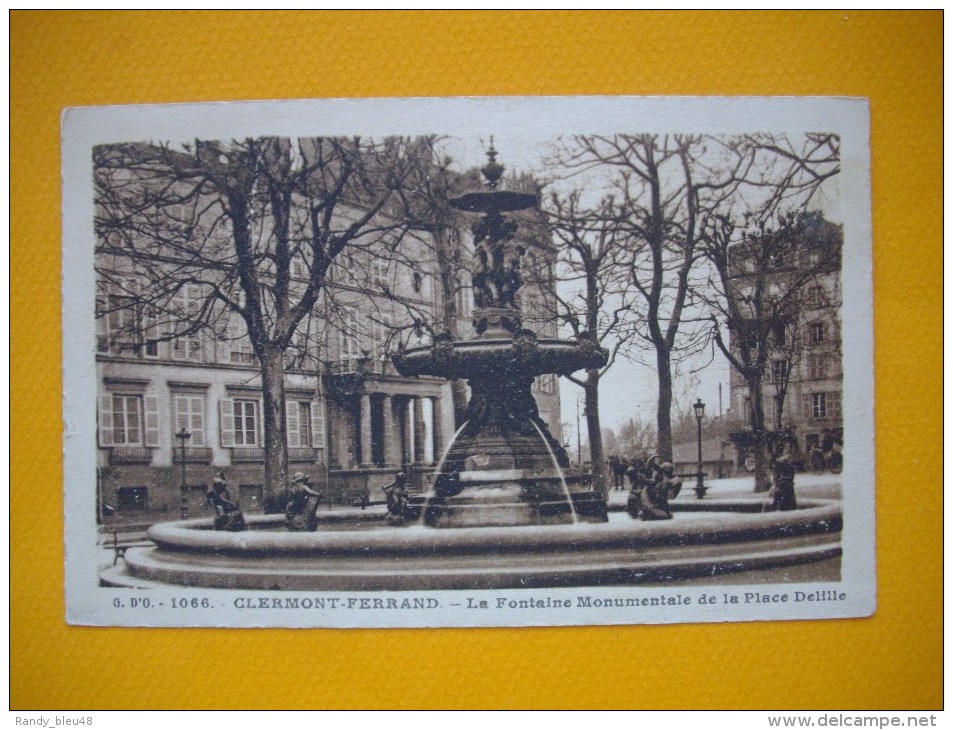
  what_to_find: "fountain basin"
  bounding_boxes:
[101,499,842,591]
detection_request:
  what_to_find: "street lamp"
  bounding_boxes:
[175,426,192,519]
[693,398,707,499]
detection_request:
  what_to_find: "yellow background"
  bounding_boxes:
[11,11,942,709]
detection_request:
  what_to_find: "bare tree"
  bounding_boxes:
[553,134,742,462]
[543,189,637,490]
[95,136,416,500]
[700,207,842,490]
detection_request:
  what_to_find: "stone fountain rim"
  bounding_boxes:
[146,499,842,557]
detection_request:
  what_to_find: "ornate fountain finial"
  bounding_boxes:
[481,136,505,190]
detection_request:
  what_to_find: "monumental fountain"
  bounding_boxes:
[392,140,609,528]
[102,143,843,591]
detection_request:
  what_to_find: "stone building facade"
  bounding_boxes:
[725,213,844,470]
[95,178,562,521]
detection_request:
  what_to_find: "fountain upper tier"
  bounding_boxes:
[393,329,607,382]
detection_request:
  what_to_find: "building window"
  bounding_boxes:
[811,392,827,419]
[117,486,148,512]
[808,354,826,380]
[771,360,788,384]
[806,286,822,308]
[230,345,255,365]
[371,317,391,361]
[111,394,142,445]
[171,334,204,362]
[298,403,312,447]
[412,271,423,294]
[173,395,206,447]
[97,279,160,357]
[288,401,313,448]
[169,285,205,361]
[339,309,361,362]
[233,400,258,445]
[809,322,825,345]
[371,259,388,288]
[771,319,787,347]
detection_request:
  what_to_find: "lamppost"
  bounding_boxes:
[693,398,706,499]
[175,426,191,519]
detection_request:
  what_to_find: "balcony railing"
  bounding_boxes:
[109,447,153,465]
[288,447,320,462]
[172,447,213,464]
[231,447,265,462]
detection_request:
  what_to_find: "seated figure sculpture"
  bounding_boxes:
[381,471,409,526]
[625,456,652,519]
[285,471,323,532]
[206,472,246,532]
[640,460,681,521]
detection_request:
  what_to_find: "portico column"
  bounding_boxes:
[359,393,372,467]
[382,394,401,467]
[413,396,426,463]
[404,398,414,466]
[430,396,443,463]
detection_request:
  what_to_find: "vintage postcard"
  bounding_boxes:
[62,96,874,628]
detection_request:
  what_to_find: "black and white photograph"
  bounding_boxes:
[61,96,874,628]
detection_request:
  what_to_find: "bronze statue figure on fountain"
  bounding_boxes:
[382,471,409,526]
[285,471,323,532]
[207,472,246,532]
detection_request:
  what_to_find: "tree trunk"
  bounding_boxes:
[748,378,772,492]
[656,347,674,462]
[583,371,606,497]
[260,345,289,502]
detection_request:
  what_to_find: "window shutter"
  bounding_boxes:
[98,394,114,447]
[830,391,842,420]
[287,401,300,448]
[219,398,235,447]
[143,395,160,447]
[174,396,188,431]
[176,396,205,447]
[801,393,812,421]
[190,396,205,447]
[311,398,325,448]
[258,399,264,446]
